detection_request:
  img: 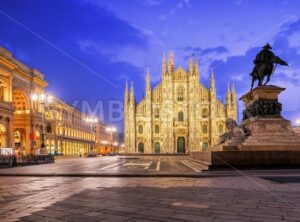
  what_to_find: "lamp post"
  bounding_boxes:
[31,93,53,154]
[106,126,117,154]
[85,117,98,154]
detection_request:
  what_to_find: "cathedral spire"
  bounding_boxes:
[162,53,166,77]
[130,81,135,105]
[231,83,236,96]
[146,67,151,97]
[226,83,232,114]
[168,51,174,75]
[188,56,193,75]
[210,69,215,91]
[193,57,199,78]
[124,81,129,105]
[231,83,237,112]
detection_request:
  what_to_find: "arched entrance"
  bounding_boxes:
[138,142,144,153]
[0,124,7,147]
[12,90,30,153]
[14,130,24,149]
[154,142,160,154]
[202,142,209,151]
[177,137,185,154]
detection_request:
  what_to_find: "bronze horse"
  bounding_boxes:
[250,55,288,90]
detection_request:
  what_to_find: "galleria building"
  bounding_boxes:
[0,47,115,156]
[124,52,237,154]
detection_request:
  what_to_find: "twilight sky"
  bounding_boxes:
[1,0,300,131]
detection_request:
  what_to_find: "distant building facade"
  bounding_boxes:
[44,98,95,156]
[124,52,237,154]
[94,122,118,155]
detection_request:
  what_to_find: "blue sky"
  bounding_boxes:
[1,0,300,131]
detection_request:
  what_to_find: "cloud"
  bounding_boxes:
[202,19,300,120]
[158,0,189,21]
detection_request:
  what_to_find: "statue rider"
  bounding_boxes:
[249,42,289,89]
[254,43,274,66]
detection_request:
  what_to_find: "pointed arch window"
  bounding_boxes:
[155,124,160,134]
[138,125,143,134]
[202,124,208,134]
[178,111,184,122]
[177,86,184,101]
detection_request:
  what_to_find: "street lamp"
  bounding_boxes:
[106,126,117,154]
[296,118,300,126]
[31,93,53,153]
[85,117,98,154]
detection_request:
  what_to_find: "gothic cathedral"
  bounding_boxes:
[124,52,237,154]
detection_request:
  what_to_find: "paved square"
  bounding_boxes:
[1,157,300,221]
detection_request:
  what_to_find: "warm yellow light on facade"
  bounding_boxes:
[101,140,108,145]
[0,125,6,132]
[113,142,119,146]
[31,93,53,104]
[296,118,300,125]
[106,126,117,133]
[85,117,98,123]
[31,94,38,101]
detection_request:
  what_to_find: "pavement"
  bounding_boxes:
[0,156,300,221]
[0,156,205,177]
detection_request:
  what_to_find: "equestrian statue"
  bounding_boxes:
[250,43,288,90]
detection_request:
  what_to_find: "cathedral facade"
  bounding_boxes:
[124,52,237,154]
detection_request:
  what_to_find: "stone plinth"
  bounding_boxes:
[238,85,300,151]
[240,85,285,121]
[240,117,300,151]
[190,85,300,168]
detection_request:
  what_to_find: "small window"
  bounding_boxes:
[155,125,160,134]
[178,111,184,122]
[138,125,143,134]
[202,124,208,134]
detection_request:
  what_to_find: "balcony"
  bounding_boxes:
[174,121,188,128]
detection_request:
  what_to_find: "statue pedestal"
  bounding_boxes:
[238,85,300,151]
[190,85,300,168]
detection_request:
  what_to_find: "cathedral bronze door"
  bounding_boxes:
[138,142,144,153]
[154,142,160,154]
[177,137,185,154]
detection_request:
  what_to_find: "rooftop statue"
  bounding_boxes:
[250,43,288,90]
